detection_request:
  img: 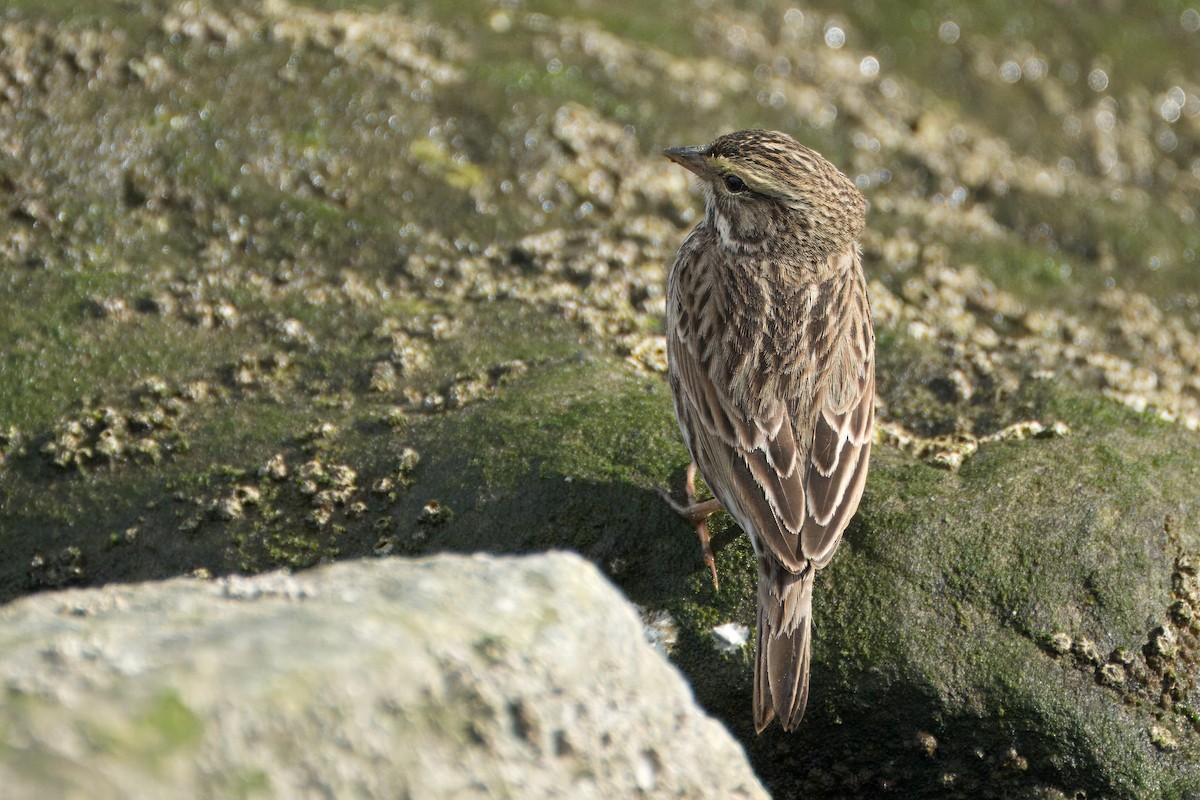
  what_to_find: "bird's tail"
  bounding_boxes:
[753,562,814,733]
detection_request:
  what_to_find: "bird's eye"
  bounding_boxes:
[723,174,747,194]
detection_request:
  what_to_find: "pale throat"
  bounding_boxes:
[708,203,773,255]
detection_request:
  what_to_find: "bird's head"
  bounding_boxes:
[664,129,866,256]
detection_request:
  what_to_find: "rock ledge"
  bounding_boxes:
[0,552,766,800]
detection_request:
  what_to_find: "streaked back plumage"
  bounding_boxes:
[664,129,874,732]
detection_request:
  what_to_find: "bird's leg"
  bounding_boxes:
[658,462,723,589]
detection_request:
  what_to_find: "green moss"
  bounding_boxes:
[409,137,487,192]
[437,357,682,489]
[138,689,204,753]
[0,0,162,35]
[261,527,337,570]
[82,688,204,768]
[745,401,1200,797]
[0,0,1196,796]
[225,768,272,798]
[945,232,1080,308]
[801,0,1200,145]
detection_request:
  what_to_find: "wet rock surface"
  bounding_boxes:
[0,1,1198,797]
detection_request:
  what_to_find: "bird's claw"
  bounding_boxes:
[661,463,722,589]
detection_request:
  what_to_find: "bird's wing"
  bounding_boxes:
[802,362,874,568]
[670,333,807,572]
[669,254,874,575]
[795,262,875,566]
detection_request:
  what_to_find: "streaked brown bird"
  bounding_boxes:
[660,129,874,733]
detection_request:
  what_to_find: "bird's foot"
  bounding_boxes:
[658,463,723,589]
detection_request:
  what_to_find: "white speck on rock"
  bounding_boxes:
[711,622,749,653]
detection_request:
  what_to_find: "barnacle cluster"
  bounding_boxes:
[40,379,209,470]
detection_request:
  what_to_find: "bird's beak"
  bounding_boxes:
[663,145,710,178]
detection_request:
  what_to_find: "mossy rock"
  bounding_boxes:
[1,1,1199,798]
[395,354,1200,799]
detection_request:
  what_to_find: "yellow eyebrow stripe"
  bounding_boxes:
[706,156,778,194]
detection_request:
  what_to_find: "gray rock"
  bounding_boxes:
[0,552,767,800]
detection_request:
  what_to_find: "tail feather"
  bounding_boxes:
[753,564,814,733]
